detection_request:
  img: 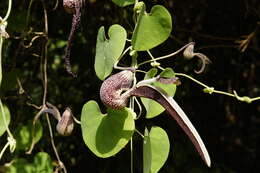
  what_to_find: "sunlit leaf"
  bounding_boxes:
[14,121,43,151]
[33,152,53,173]
[141,68,177,118]
[143,126,170,173]
[94,25,127,80]
[81,100,135,158]
[132,5,172,51]
[0,104,11,136]
[111,0,134,7]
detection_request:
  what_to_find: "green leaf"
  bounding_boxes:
[94,25,127,80]
[143,126,170,173]
[6,152,53,173]
[141,68,177,118]
[132,5,172,51]
[14,121,43,151]
[6,158,35,173]
[81,100,135,158]
[0,104,11,136]
[33,152,53,173]
[112,0,134,7]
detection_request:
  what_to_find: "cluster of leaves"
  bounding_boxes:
[81,1,202,173]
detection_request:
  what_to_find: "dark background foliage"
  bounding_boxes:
[1,0,260,172]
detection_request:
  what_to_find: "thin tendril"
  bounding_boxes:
[114,46,132,70]
[3,0,12,22]
[134,97,142,119]
[135,129,144,138]
[46,113,67,173]
[0,37,3,86]
[0,0,15,160]
[130,139,134,173]
[0,142,10,160]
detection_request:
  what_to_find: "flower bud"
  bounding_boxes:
[56,107,74,136]
[183,43,195,59]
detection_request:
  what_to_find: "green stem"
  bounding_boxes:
[213,90,235,98]
[250,97,260,102]
[0,0,13,137]
[0,142,9,160]
[175,73,208,88]
[175,72,260,103]
[135,129,144,138]
[138,42,194,67]
[114,46,132,70]
[0,37,2,85]
[130,139,134,173]
[26,0,34,27]
[3,0,12,22]
[0,0,15,159]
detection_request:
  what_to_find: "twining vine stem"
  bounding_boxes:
[0,0,16,160]
[2,0,12,21]
[41,1,67,172]
[137,43,260,104]
[27,1,67,172]
[138,42,194,67]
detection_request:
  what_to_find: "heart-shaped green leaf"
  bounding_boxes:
[14,121,43,151]
[81,100,135,158]
[132,5,172,51]
[0,104,11,137]
[143,126,170,173]
[112,0,134,7]
[141,68,177,118]
[94,24,127,80]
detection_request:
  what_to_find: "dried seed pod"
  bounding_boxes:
[56,107,74,136]
[131,84,211,167]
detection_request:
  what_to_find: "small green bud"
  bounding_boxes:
[134,2,145,13]
[129,49,137,57]
[203,87,214,94]
[151,61,160,67]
